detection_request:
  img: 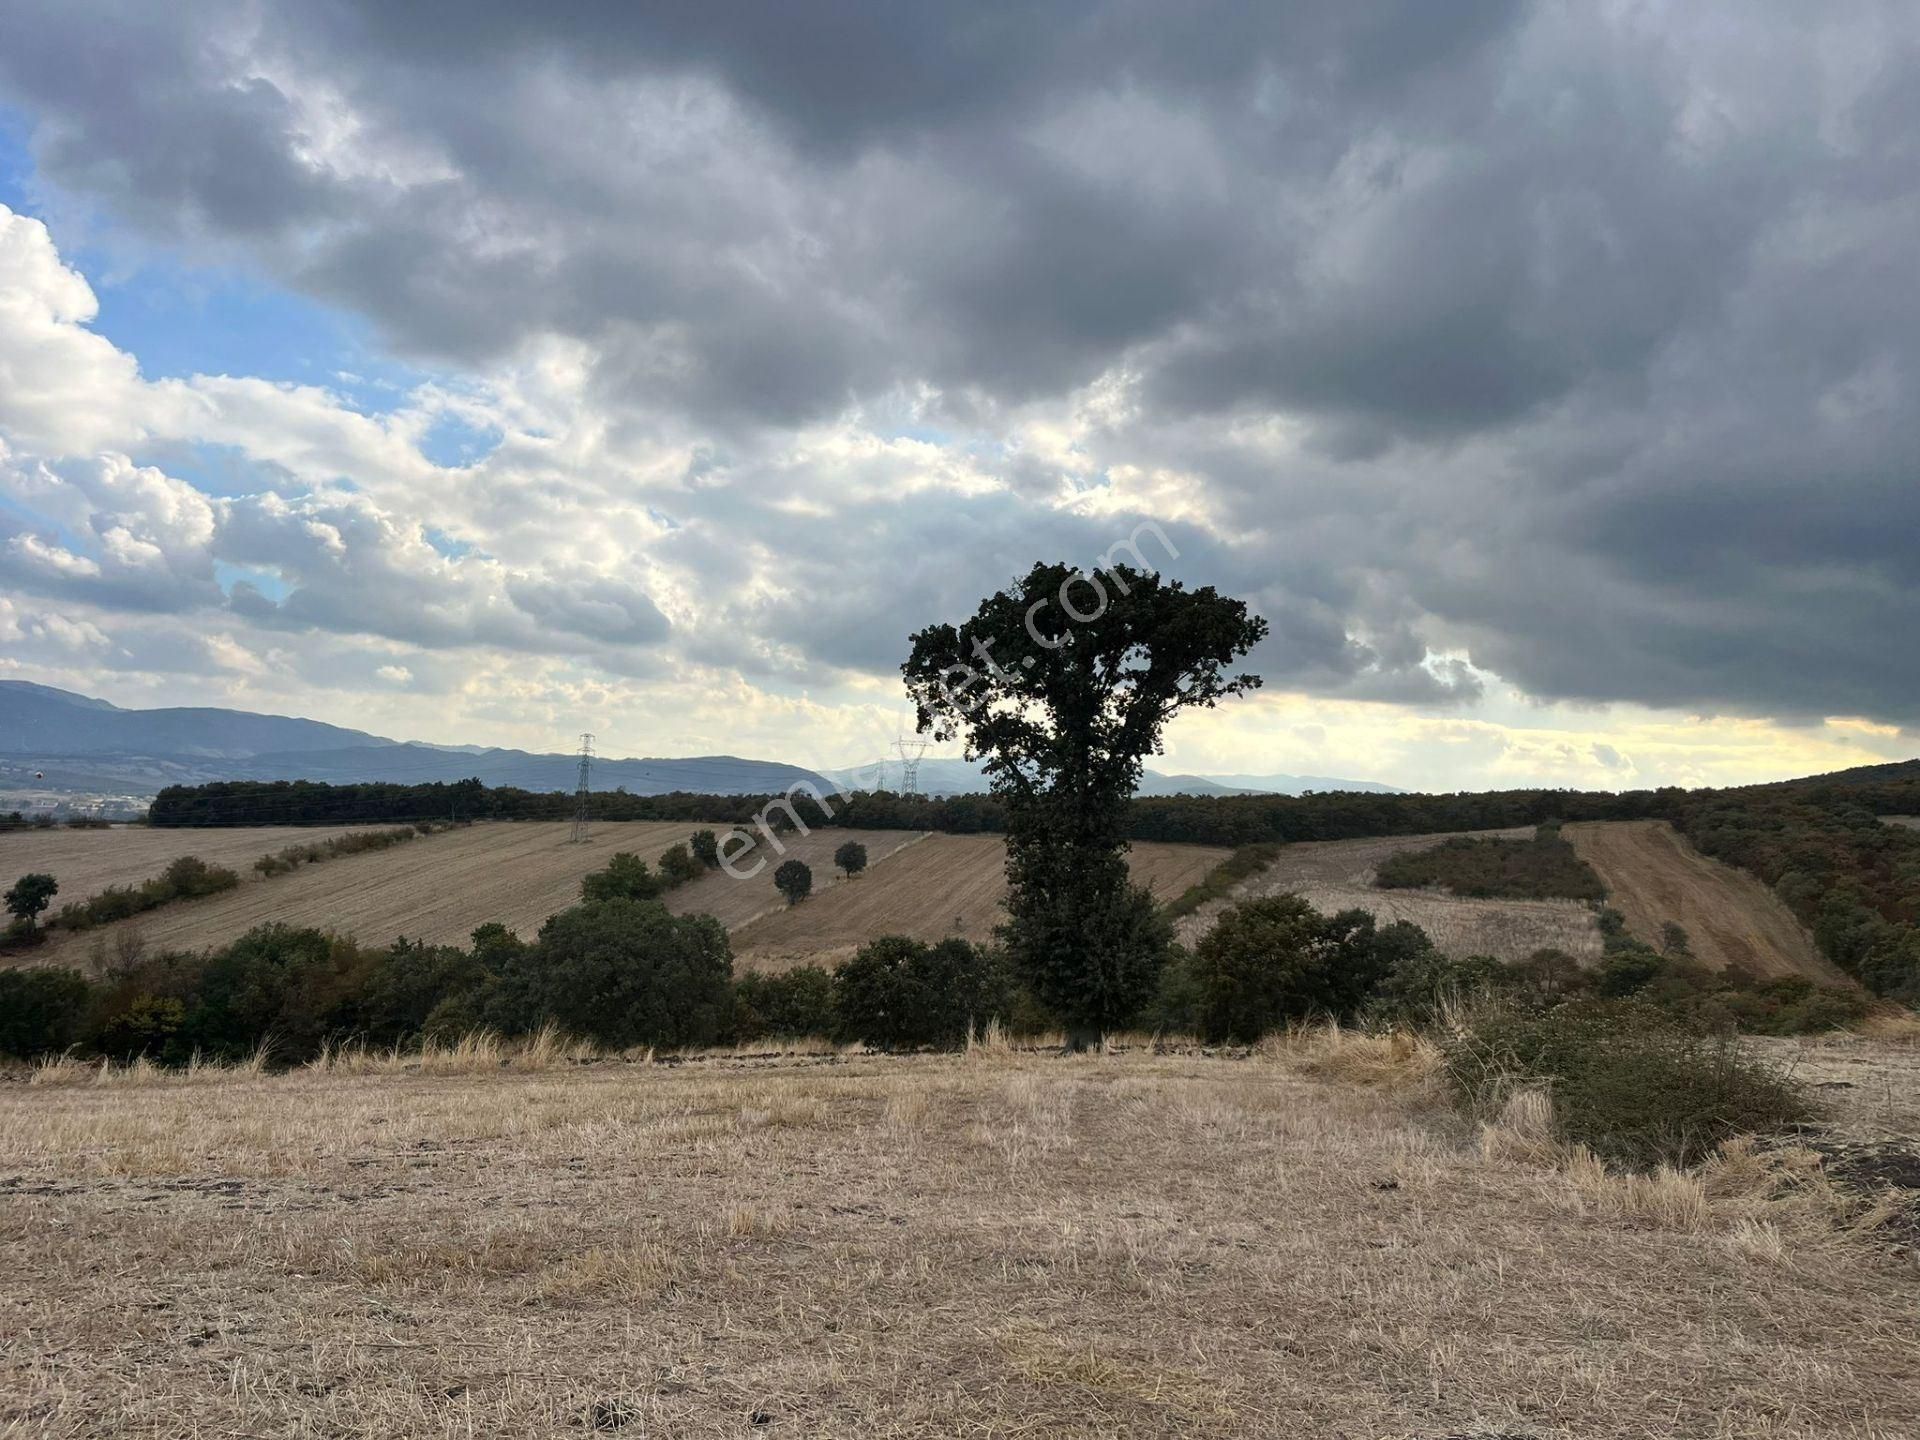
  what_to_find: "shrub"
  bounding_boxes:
[1163,843,1282,919]
[774,859,813,905]
[519,898,734,1049]
[52,856,240,931]
[1187,894,1403,1042]
[1444,998,1814,1168]
[834,840,868,878]
[4,872,59,930]
[658,843,704,887]
[835,935,1010,1049]
[690,830,721,868]
[735,966,837,1041]
[0,966,93,1057]
[580,852,660,903]
[1375,825,1606,901]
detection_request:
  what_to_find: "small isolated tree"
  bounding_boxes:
[658,843,704,887]
[4,872,58,932]
[774,859,813,905]
[904,561,1265,1045]
[581,852,660,903]
[834,840,869,878]
[689,830,721,868]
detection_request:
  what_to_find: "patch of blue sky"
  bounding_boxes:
[213,561,290,603]
[416,412,504,469]
[0,109,467,425]
[424,528,480,561]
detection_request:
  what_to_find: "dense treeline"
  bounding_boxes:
[1673,795,1920,1000]
[151,776,1671,842]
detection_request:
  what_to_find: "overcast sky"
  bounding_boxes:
[0,1,1915,789]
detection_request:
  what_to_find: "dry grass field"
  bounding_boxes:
[1566,820,1845,985]
[1886,815,1920,831]
[3,1035,1917,1438]
[0,824,377,903]
[734,835,1228,971]
[1173,829,1604,961]
[25,823,925,969]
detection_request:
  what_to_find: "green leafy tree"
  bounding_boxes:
[580,852,660,903]
[735,965,837,1041]
[0,966,91,1056]
[774,859,813,905]
[658,843,704,887]
[834,935,1009,1049]
[689,830,721,868]
[522,899,733,1049]
[904,561,1264,1044]
[1188,895,1402,1042]
[834,840,869,878]
[5,872,59,931]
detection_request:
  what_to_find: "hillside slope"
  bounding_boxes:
[1565,820,1844,984]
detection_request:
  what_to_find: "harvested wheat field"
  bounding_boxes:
[30,823,925,969]
[0,823,377,903]
[1174,829,1603,961]
[733,834,1228,971]
[4,1038,1917,1439]
[1566,820,1846,985]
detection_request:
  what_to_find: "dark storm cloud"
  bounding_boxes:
[2,1,1918,722]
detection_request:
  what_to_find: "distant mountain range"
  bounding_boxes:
[0,682,834,800]
[817,758,1401,798]
[1,681,1401,803]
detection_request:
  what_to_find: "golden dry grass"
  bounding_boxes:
[26,822,924,970]
[3,1035,1916,1438]
[733,834,1228,971]
[1173,829,1604,961]
[1566,820,1844,985]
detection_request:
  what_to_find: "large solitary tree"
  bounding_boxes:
[904,561,1265,1042]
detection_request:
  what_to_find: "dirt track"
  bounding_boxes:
[734,834,1228,971]
[27,822,924,968]
[1565,820,1845,985]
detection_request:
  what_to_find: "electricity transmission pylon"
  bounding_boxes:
[895,732,930,797]
[571,733,594,843]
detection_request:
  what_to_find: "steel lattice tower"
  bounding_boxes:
[895,733,930,797]
[571,732,594,843]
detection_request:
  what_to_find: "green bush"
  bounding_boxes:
[834,840,868,878]
[580,852,660,903]
[658,843,704,887]
[1186,894,1402,1042]
[834,936,1010,1049]
[1163,843,1282,919]
[690,830,721,868]
[1445,998,1814,1168]
[1375,824,1605,901]
[0,966,93,1057]
[518,898,734,1049]
[53,855,240,931]
[774,859,813,904]
[735,966,838,1041]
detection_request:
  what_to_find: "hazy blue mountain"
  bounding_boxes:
[2,682,833,798]
[232,743,835,796]
[820,757,1399,797]
[1,680,390,758]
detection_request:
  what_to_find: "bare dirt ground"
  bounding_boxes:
[26,823,924,968]
[0,824,376,903]
[1175,829,1604,961]
[1566,820,1845,985]
[733,835,1228,971]
[3,1038,1916,1439]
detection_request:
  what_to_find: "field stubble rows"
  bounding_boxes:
[1,1039,1915,1438]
